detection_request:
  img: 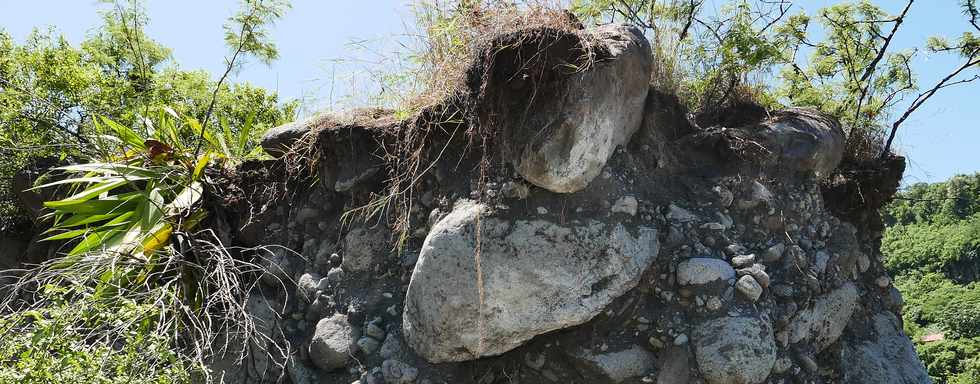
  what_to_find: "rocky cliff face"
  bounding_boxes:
[209,23,929,384]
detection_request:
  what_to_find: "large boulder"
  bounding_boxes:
[403,201,658,362]
[841,312,931,384]
[755,108,845,177]
[692,316,776,384]
[260,119,312,156]
[788,282,860,351]
[480,24,652,193]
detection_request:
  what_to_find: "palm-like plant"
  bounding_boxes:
[36,108,264,257]
[1,108,282,383]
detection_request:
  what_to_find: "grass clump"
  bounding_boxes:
[324,1,597,244]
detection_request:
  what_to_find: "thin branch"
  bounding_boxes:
[694,17,723,43]
[758,1,791,34]
[966,0,980,32]
[878,51,916,110]
[882,53,980,156]
[194,1,263,156]
[113,1,153,132]
[678,0,703,41]
[851,1,915,125]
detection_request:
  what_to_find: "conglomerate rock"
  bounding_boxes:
[204,20,928,384]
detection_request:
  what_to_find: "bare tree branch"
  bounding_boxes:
[882,52,980,156]
[858,1,914,84]
[194,1,264,156]
[678,0,703,41]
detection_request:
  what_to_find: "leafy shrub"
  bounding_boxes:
[883,216,980,281]
[886,173,980,383]
[1,111,277,383]
[916,337,980,384]
[0,285,190,384]
[938,288,980,339]
[885,174,980,227]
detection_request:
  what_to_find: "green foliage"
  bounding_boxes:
[223,0,291,65]
[896,273,980,336]
[885,173,980,383]
[882,215,980,281]
[37,112,214,259]
[895,273,980,383]
[885,174,980,227]
[569,0,979,160]
[0,1,297,225]
[0,285,190,383]
[882,173,980,281]
[0,110,272,383]
[0,1,294,382]
[0,113,279,384]
[916,337,980,384]
[572,0,791,109]
[775,2,914,129]
[940,288,980,339]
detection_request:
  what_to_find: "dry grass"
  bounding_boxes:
[406,0,586,109]
[317,1,601,244]
[0,230,293,383]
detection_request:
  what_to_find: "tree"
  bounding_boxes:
[0,0,297,228]
[886,173,980,383]
[569,0,980,160]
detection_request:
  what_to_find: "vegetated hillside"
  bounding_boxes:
[3,0,978,383]
[883,173,980,383]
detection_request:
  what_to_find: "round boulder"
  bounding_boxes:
[692,316,776,384]
[309,314,353,371]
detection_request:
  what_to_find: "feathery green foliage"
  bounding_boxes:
[885,173,980,383]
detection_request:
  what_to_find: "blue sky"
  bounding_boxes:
[1,0,977,184]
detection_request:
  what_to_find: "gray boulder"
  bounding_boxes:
[788,283,859,351]
[260,119,311,156]
[736,275,763,302]
[309,314,353,371]
[755,108,845,177]
[676,258,735,286]
[570,345,657,383]
[506,24,652,193]
[403,201,659,362]
[692,316,776,384]
[296,272,322,303]
[841,312,931,384]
